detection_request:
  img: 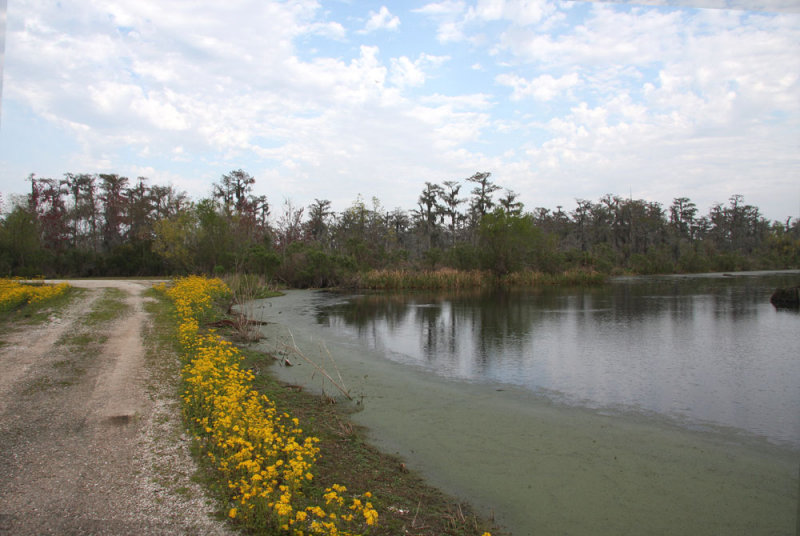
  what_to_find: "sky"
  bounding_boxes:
[0,0,798,222]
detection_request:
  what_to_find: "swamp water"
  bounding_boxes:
[252,272,800,535]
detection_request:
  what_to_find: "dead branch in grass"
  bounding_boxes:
[279,329,352,400]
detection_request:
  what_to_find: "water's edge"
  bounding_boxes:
[250,290,798,536]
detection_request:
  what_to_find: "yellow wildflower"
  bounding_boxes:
[159,276,379,534]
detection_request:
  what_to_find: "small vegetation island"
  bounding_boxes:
[1,169,798,282]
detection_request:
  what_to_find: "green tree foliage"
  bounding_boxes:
[277,242,355,288]
[498,189,523,216]
[98,173,129,249]
[153,210,197,274]
[0,204,43,276]
[2,168,798,282]
[467,171,500,220]
[194,198,234,273]
[440,180,465,246]
[306,198,333,245]
[414,182,443,250]
[275,200,305,259]
[478,209,549,275]
[333,196,390,269]
[64,173,100,252]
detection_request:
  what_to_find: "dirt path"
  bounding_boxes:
[0,280,234,535]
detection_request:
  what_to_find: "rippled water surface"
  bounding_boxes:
[312,271,800,447]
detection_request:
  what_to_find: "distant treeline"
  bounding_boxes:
[1,170,798,285]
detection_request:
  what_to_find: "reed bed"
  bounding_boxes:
[157,276,378,535]
[353,268,605,290]
[499,269,606,287]
[354,269,490,290]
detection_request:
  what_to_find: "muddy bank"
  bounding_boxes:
[251,290,798,535]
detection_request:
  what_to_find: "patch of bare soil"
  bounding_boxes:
[0,280,235,535]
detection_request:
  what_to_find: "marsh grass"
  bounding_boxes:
[355,268,605,290]
[354,268,490,290]
[224,273,283,300]
[499,269,606,287]
[221,273,282,343]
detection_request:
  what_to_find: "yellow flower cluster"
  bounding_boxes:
[0,278,70,311]
[159,276,378,535]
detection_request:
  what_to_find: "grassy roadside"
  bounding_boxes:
[150,281,499,535]
[142,288,236,519]
[0,283,78,360]
[0,285,79,329]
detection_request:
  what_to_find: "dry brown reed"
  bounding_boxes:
[354,268,605,290]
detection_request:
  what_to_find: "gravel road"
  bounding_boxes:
[0,280,234,535]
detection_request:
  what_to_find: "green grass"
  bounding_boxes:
[22,376,55,394]
[55,288,124,355]
[142,289,230,511]
[0,286,83,327]
[143,288,184,362]
[173,486,192,498]
[48,288,129,385]
[59,333,98,348]
[0,286,81,351]
[84,288,130,325]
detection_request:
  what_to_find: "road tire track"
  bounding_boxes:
[0,280,234,535]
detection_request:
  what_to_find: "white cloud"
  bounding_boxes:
[583,0,800,13]
[391,57,427,88]
[416,0,558,43]
[87,83,189,131]
[1,0,798,220]
[390,53,450,89]
[496,72,580,101]
[360,6,400,34]
[3,1,386,169]
[305,21,347,40]
[481,5,798,216]
[437,21,468,42]
[470,0,555,25]
[413,1,469,42]
[496,6,683,68]
[413,1,468,17]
